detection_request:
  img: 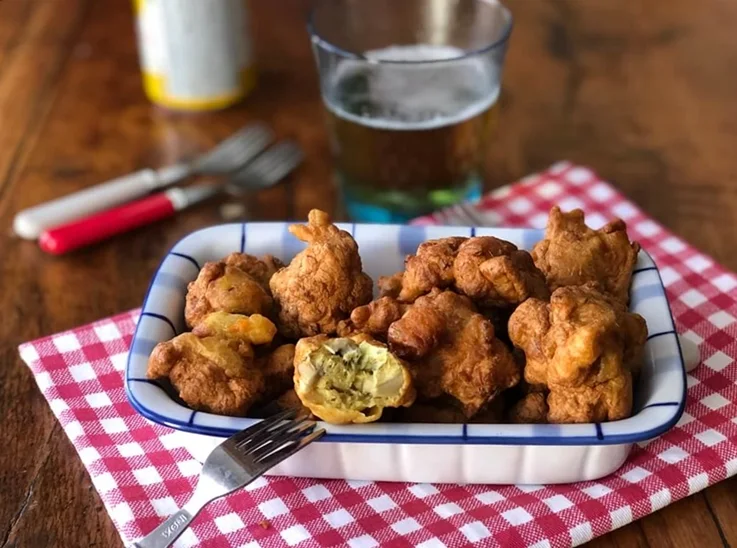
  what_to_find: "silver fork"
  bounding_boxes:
[227,141,304,194]
[131,410,324,548]
[161,141,304,213]
[193,124,274,175]
[13,124,273,239]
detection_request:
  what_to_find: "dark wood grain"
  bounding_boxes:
[0,0,735,546]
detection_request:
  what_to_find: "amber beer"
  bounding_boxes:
[323,45,500,219]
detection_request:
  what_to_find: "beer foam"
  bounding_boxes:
[327,44,499,131]
[364,44,468,62]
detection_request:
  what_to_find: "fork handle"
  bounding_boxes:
[131,490,212,548]
[130,507,198,548]
[13,165,190,240]
[38,184,223,255]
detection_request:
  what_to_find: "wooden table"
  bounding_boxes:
[1,0,735,546]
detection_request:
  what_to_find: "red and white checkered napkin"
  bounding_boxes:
[18,161,737,548]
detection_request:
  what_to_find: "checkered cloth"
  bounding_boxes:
[18,161,737,548]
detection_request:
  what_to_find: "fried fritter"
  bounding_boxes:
[293,334,415,424]
[192,311,277,345]
[480,306,513,348]
[184,252,282,328]
[386,299,444,360]
[147,333,264,416]
[547,373,632,423]
[392,236,548,306]
[378,272,404,299]
[507,298,552,386]
[509,284,646,387]
[453,237,550,307]
[531,206,640,303]
[622,311,649,378]
[227,253,284,289]
[508,284,647,423]
[269,210,374,338]
[274,389,313,417]
[257,343,296,400]
[398,237,466,302]
[387,289,520,417]
[148,312,277,416]
[341,296,410,340]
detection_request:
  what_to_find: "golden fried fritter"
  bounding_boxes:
[393,236,548,306]
[378,272,404,299]
[192,311,277,345]
[507,298,552,387]
[622,312,649,377]
[480,306,514,348]
[398,237,466,302]
[508,284,647,423]
[275,389,313,417]
[257,343,296,400]
[386,300,444,360]
[547,373,632,423]
[509,284,646,387]
[293,334,415,424]
[148,312,277,416]
[387,289,520,417]
[147,333,264,416]
[531,206,640,303]
[341,296,410,340]
[227,253,284,289]
[507,392,549,424]
[269,210,373,338]
[184,252,282,328]
[453,237,550,307]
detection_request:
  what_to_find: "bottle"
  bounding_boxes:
[133,0,255,111]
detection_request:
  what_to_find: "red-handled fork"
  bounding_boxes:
[14,124,273,240]
[38,142,303,255]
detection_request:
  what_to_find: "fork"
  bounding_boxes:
[131,409,324,548]
[38,141,303,255]
[13,124,273,240]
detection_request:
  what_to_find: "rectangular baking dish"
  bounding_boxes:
[125,222,686,484]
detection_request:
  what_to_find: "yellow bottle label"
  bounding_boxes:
[134,0,254,111]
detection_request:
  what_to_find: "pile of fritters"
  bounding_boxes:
[147,205,647,426]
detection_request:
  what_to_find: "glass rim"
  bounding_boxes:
[307,0,513,65]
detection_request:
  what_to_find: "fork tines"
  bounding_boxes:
[198,124,273,173]
[252,427,324,465]
[233,141,303,188]
[240,414,313,452]
[226,410,324,467]
[227,408,296,445]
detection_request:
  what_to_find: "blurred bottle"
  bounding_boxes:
[133,0,255,111]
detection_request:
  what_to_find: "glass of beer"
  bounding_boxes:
[309,0,512,222]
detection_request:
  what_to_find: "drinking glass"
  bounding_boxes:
[309,0,512,222]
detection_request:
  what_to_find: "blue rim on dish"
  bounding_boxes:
[125,223,686,445]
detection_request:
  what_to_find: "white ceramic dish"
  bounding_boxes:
[125,222,686,484]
